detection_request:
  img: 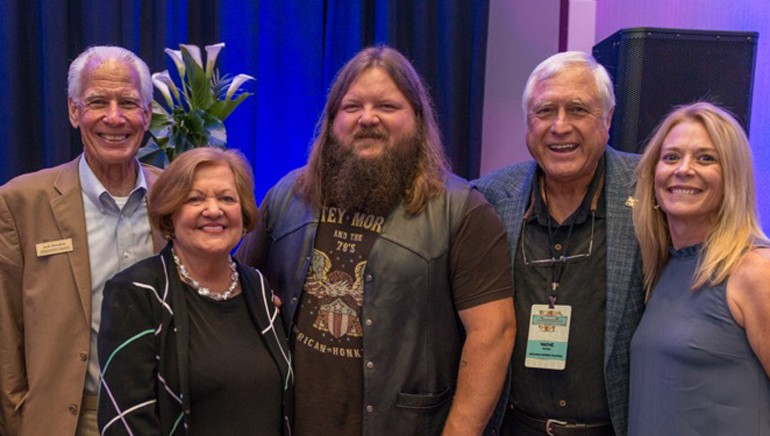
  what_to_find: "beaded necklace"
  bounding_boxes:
[171,248,239,301]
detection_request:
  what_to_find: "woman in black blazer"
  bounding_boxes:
[98,147,293,435]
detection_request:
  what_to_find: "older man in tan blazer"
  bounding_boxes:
[0,46,163,436]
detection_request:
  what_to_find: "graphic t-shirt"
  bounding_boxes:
[292,206,385,435]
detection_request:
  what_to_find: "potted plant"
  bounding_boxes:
[139,43,254,167]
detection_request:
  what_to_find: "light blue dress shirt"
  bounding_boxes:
[78,155,154,393]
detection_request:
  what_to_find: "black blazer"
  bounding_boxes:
[97,243,293,435]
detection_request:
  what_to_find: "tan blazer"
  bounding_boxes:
[0,156,163,436]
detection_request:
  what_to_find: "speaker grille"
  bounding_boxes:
[594,28,758,153]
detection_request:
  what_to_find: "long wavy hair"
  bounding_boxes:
[295,45,449,215]
[633,102,768,297]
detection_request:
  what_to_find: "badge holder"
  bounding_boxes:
[524,303,571,370]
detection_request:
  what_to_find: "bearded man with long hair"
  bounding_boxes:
[237,46,515,436]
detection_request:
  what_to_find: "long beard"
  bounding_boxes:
[322,129,422,216]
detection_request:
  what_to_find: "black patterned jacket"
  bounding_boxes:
[97,243,293,435]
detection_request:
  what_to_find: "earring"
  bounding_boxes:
[164,233,175,241]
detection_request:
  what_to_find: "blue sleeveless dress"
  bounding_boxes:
[628,245,770,435]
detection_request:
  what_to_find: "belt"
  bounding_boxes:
[81,394,98,412]
[508,404,613,436]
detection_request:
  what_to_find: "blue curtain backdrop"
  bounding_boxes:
[0,0,489,201]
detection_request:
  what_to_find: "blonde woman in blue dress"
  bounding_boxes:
[628,102,770,435]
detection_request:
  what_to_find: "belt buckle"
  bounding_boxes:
[545,418,568,436]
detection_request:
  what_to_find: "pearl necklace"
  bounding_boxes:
[171,249,239,301]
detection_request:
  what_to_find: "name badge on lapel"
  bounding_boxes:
[36,238,74,257]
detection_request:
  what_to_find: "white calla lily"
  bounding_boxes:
[180,44,203,68]
[165,48,185,79]
[204,43,225,78]
[226,74,255,100]
[152,72,174,108]
[152,71,180,104]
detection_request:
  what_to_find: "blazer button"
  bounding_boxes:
[79,351,88,361]
[69,404,78,415]
[366,405,374,413]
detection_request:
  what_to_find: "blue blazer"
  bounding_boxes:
[472,146,644,436]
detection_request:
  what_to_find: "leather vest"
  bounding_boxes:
[262,169,470,435]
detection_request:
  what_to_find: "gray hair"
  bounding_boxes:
[522,51,615,125]
[67,46,152,105]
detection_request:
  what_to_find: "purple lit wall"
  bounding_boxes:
[596,1,770,232]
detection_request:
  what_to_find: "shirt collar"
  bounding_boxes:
[78,154,148,213]
[527,154,607,225]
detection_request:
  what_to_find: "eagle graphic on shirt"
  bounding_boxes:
[304,249,365,338]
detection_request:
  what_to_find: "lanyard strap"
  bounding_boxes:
[537,172,605,308]
[543,184,578,307]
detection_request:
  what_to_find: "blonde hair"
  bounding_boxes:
[634,102,768,296]
[295,45,449,215]
[148,147,259,237]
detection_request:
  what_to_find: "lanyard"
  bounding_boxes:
[526,172,604,308]
[543,188,577,308]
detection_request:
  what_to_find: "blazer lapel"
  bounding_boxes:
[510,165,536,285]
[602,148,638,368]
[142,165,166,252]
[162,246,192,415]
[491,163,536,285]
[239,265,293,388]
[50,158,92,320]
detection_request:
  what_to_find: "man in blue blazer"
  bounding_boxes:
[473,51,644,436]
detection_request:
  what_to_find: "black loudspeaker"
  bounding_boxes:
[593,27,758,153]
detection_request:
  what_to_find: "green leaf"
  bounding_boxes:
[212,71,231,100]
[174,111,207,150]
[150,112,171,133]
[220,92,252,120]
[181,47,214,110]
[138,140,170,168]
[207,100,230,120]
[151,100,170,115]
[200,112,227,147]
